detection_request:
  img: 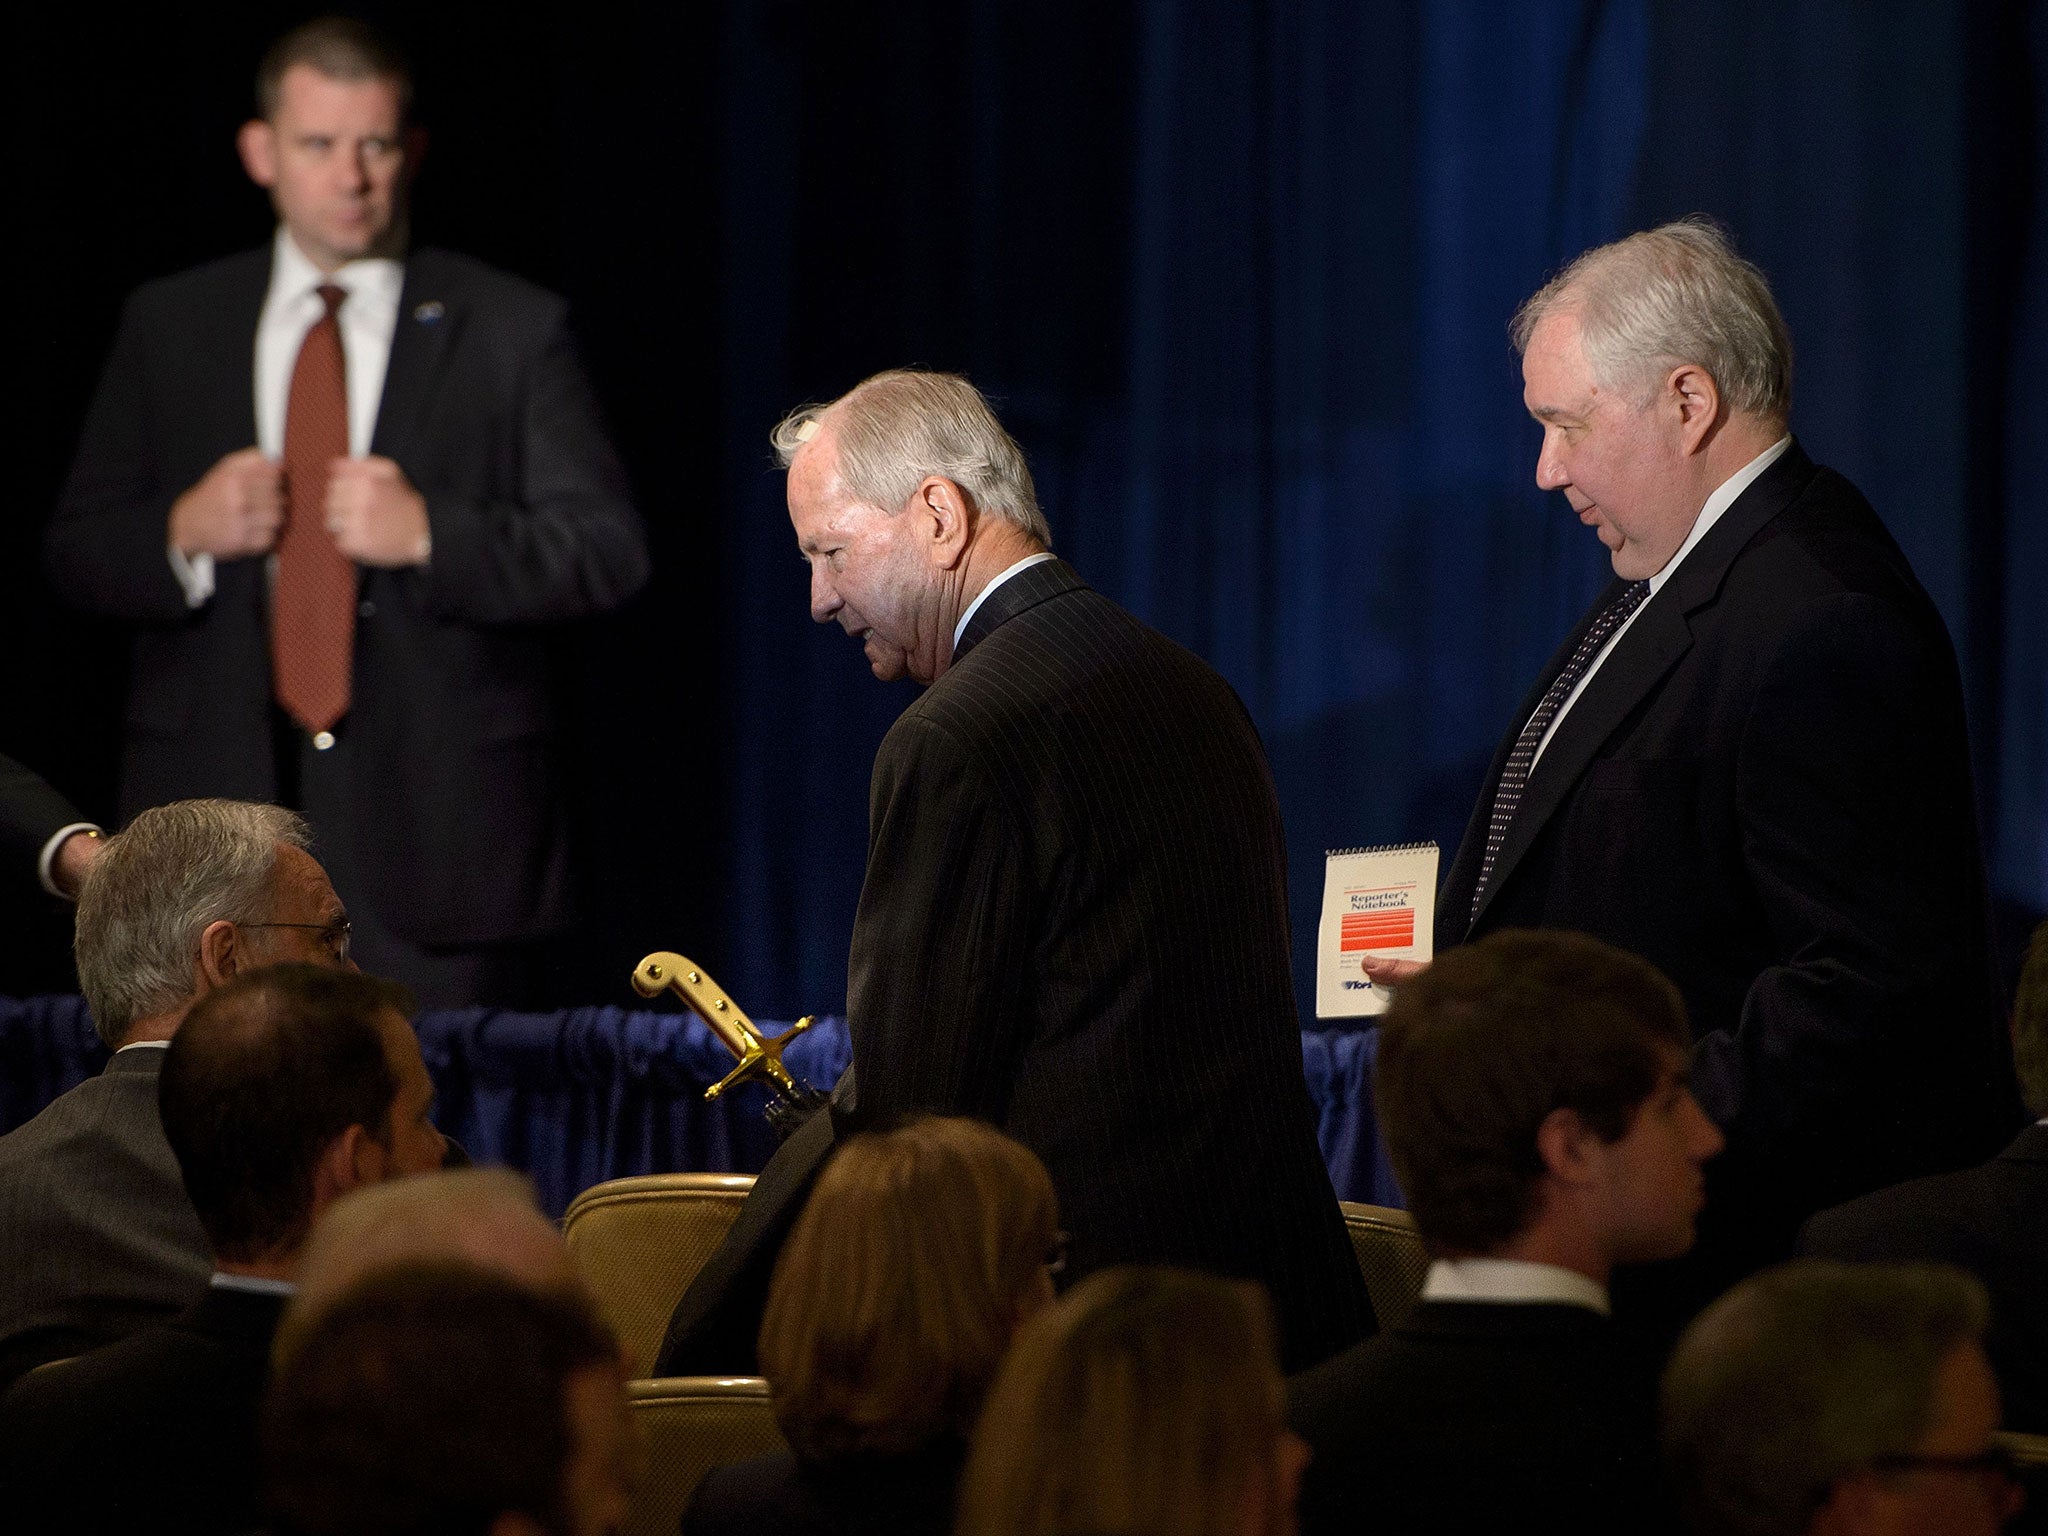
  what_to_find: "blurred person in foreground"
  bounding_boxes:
[1289,929,1721,1535]
[957,1266,1308,1536]
[1803,920,2048,1431]
[1663,1261,2025,1536]
[0,963,441,1534]
[684,1117,1060,1536]
[265,1264,633,1536]
[275,1165,579,1365]
[0,798,350,1383]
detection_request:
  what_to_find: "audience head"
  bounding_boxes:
[957,1266,1307,1536]
[2012,920,2048,1120]
[1375,928,1722,1279]
[1663,1261,2022,1536]
[160,963,438,1270]
[776,369,1050,685]
[242,18,417,272]
[73,798,344,1048]
[279,1168,579,1366]
[1510,218,1792,579]
[266,1264,631,1536]
[760,1115,1060,1463]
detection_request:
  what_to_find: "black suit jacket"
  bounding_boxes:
[845,558,1369,1372]
[683,1442,964,1536]
[0,1048,209,1387]
[1800,1122,2048,1432]
[1287,1300,1663,1536]
[1440,444,2014,1253]
[0,1282,284,1535]
[0,752,87,881]
[45,245,648,945]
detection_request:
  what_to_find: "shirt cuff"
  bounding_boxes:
[167,545,216,607]
[38,822,103,900]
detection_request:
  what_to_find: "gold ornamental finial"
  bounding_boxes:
[633,951,814,1102]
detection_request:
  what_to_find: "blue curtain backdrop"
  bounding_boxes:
[709,0,2047,1024]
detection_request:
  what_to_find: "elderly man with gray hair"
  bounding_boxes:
[758,368,1370,1373]
[1363,219,2016,1334]
[0,797,351,1384]
[1663,1261,2026,1536]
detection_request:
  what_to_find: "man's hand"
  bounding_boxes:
[326,456,432,568]
[50,828,103,901]
[1360,955,1431,988]
[168,448,284,559]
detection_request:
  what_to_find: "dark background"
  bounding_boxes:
[6,1,2043,1022]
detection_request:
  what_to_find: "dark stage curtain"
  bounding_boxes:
[714,0,2046,1022]
[0,998,1392,1216]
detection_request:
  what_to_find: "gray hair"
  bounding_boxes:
[1512,217,1792,425]
[73,799,311,1048]
[1661,1261,1991,1536]
[771,369,1053,549]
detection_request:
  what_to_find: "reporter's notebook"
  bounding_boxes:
[1315,842,1438,1019]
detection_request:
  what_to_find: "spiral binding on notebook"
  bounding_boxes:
[1324,840,1439,858]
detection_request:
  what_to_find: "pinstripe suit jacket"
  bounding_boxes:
[0,1048,209,1386]
[847,558,1371,1370]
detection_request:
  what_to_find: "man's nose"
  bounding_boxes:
[809,566,841,624]
[1535,429,1570,490]
[341,145,372,189]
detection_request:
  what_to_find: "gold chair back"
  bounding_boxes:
[1338,1201,1429,1329]
[564,1173,755,1377]
[624,1376,785,1536]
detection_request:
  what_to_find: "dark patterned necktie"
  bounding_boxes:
[1469,578,1651,921]
[273,283,357,736]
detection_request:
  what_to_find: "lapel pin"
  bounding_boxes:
[414,300,445,323]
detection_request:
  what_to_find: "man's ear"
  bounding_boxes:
[311,1123,387,1207]
[196,919,245,991]
[1666,362,1722,456]
[915,477,973,570]
[1534,1105,1600,1188]
[238,119,278,189]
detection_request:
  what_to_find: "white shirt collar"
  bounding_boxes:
[1420,1257,1610,1315]
[115,1038,171,1053]
[1647,435,1792,594]
[951,551,1057,653]
[209,1272,297,1297]
[269,226,404,321]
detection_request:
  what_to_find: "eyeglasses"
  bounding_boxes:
[1868,1445,2021,1484]
[238,919,353,964]
[1045,1230,1071,1277]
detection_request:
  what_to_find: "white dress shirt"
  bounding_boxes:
[1529,436,1792,770]
[951,551,1058,655]
[1420,1257,1611,1314]
[170,227,406,608]
[209,1272,297,1297]
[35,823,102,899]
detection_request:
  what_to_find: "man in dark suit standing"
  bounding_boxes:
[43,19,647,1006]
[0,963,447,1534]
[0,799,352,1386]
[774,369,1369,1372]
[0,752,101,898]
[1801,921,2048,1432]
[1365,220,2016,1307]
[1291,930,1723,1536]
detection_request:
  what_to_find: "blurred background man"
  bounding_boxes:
[43,17,646,1008]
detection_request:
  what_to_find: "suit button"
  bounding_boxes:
[358,600,377,618]
[312,731,336,751]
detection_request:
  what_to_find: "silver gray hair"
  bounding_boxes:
[771,369,1053,548]
[1512,217,1792,425]
[73,799,312,1047]
[1661,1261,1990,1536]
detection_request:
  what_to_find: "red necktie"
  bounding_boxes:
[273,282,357,736]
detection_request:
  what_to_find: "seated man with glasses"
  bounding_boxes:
[0,798,357,1385]
[1663,1261,2027,1536]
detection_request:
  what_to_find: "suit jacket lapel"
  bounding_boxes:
[1465,441,1819,935]
[372,251,460,460]
[950,557,1085,666]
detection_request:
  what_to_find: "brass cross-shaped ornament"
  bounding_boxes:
[632,952,815,1103]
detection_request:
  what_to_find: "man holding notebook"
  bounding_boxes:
[1366,221,2016,1318]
